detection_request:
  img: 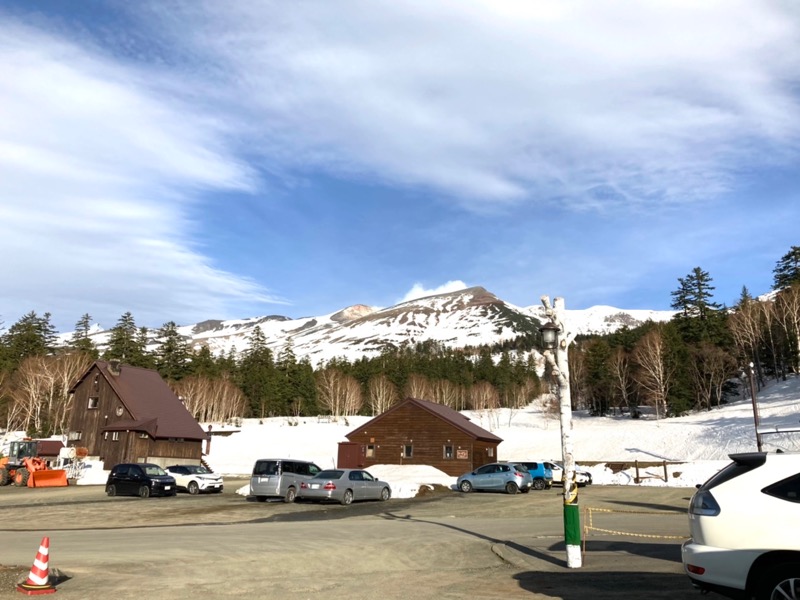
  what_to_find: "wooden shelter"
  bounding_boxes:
[67,360,207,470]
[338,397,502,476]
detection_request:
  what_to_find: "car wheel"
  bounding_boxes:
[505,482,519,495]
[756,563,800,600]
[188,481,200,495]
[106,484,116,497]
[459,480,473,493]
[139,485,150,499]
[284,486,297,503]
[380,487,391,501]
[533,479,546,491]
[341,489,354,506]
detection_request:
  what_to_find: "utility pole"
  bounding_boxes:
[540,295,581,568]
[748,362,763,452]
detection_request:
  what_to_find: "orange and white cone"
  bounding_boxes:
[16,536,56,595]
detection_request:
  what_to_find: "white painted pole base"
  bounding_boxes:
[566,544,582,568]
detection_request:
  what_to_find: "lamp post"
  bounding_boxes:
[539,295,581,568]
[744,362,763,452]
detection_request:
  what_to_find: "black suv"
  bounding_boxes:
[106,463,177,498]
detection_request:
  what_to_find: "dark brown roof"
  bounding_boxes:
[70,361,206,441]
[346,397,503,443]
[36,440,65,457]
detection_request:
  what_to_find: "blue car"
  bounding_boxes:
[456,462,533,494]
[510,461,554,490]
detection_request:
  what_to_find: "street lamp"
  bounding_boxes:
[539,296,581,568]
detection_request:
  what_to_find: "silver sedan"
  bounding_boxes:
[297,469,391,505]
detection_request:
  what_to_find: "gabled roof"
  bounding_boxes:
[70,361,206,441]
[346,397,503,443]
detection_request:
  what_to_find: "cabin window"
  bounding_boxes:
[88,397,99,409]
[103,432,108,440]
[443,445,454,459]
[112,432,120,441]
[487,447,494,457]
[138,433,149,439]
[365,444,375,458]
[68,431,82,441]
[402,444,413,458]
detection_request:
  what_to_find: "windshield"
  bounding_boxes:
[143,465,167,476]
[186,465,210,474]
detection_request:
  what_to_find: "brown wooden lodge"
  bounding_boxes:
[67,360,207,470]
[337,397,502,476]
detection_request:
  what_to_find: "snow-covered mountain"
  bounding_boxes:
[62,287,675,366]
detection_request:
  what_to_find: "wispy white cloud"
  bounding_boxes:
[143,0,800,207]
[400,281,469,303]
[0,21,281,329]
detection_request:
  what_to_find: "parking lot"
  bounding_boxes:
[0,482,700,599]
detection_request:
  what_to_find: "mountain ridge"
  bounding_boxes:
[63,287,676,366]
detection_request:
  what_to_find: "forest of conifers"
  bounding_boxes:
[1,246,799,438]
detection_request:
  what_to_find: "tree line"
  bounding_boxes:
[1,245,798,437]
[568,246,800,418]
[0,311,544,436]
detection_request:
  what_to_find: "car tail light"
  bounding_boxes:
[689,490,721,516]
[323,482,336,490]
[514,471,524,477]
[686,564,706,575]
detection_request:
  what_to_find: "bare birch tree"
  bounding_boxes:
[403,373,432,400]
[367,374,398,415]
[775,284,800,374]
[632,326,673,420]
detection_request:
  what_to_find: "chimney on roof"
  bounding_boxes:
[108,360,121,376]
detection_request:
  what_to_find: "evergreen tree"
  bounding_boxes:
[773,246,800,290]
[237,326,277,418]
[670,267,727,344]
[104,313,151,367]
[2,311,57,368]
[154,321,191,381]
[70,313,98,358]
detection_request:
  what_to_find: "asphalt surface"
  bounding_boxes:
[0,481,703,599]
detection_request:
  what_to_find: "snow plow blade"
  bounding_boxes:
[29,469,68,488]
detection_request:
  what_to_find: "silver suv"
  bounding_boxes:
[249,458,322,503]
[683,451,800,599]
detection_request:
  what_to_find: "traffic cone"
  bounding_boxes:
[16,536,56,595]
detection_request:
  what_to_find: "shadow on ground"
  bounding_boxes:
[513,571,698,598]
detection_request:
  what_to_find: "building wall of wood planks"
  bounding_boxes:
[342,403,499,476]
[67,364,202,469]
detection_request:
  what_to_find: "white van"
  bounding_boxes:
[249,458,322,503]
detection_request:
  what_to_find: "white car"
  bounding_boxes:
[543,461,593,487]
[682,452,800,600]
[165,464,224,494]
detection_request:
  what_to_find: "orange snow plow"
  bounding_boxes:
[18,457,68,488]
[0,441,68,488]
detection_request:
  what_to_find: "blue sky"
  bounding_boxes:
[2,1,799,332]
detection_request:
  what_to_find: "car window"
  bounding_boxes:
[763,473,800,503]
[253,460,279,476]
[309,463,321,476]
[316,470,344,479]
[186,466,208,474]
[476,465,495,475]
[114,465,130,476]
[295,462,312,476]
[362,472,375,481]
[499,465,510,472]
[143,465,166,476]
[349,471,365,481]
